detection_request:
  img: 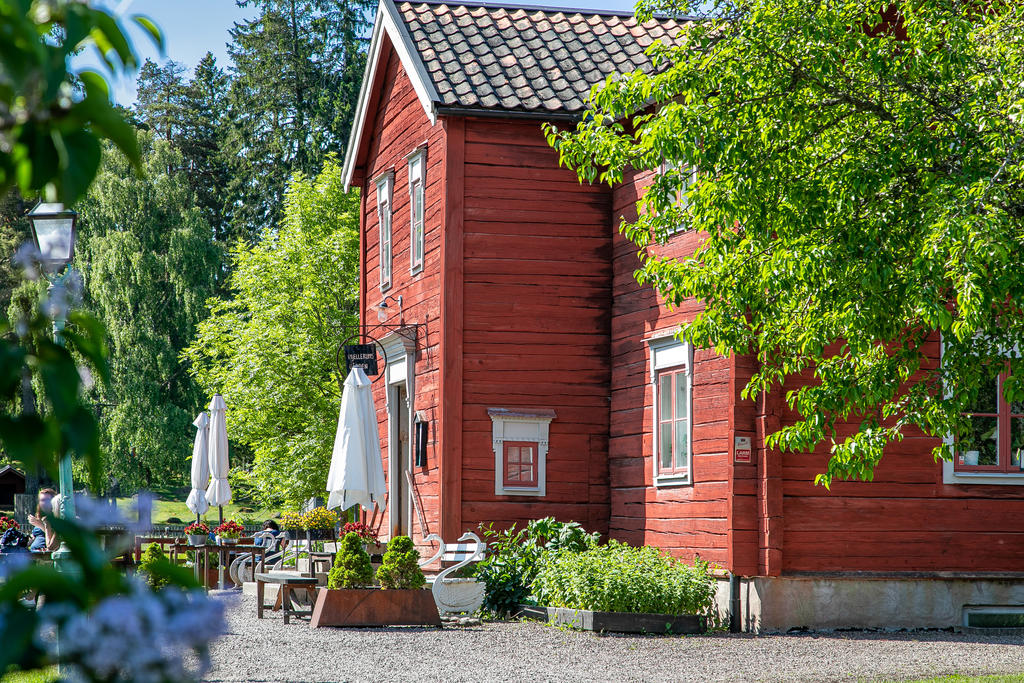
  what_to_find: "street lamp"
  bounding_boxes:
[26,201,78,572]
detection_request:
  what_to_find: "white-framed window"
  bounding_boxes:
[407,148,426,275]
[659,159,698,238]
[488,407,555,497]
[943,355,1024,485]
[649,334,692,486]
[375,171,393,291]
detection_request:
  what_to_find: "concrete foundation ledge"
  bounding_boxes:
[714,574,1024,633]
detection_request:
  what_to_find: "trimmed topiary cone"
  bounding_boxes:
[376,535,426,590]
[328,532,374,589]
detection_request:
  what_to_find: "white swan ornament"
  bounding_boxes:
[419,533,445,569]
[431,531,487,615]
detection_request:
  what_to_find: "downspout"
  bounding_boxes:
[729,573,741,632]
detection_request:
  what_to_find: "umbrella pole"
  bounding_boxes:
[219,505,223,524]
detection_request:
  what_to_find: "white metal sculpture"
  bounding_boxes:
[419,533,445,569]
[431,531,486,615]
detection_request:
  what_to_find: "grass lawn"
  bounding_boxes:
[0,668,59,683]
[116,496,281,526]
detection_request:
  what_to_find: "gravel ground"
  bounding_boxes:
[203,595,1024,683]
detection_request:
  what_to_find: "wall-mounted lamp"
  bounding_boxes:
[414,411,428,467]
[377,294,403,322]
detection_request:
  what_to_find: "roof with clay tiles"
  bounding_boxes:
[396,1,691,115]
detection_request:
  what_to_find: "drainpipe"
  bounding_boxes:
[729,573,742,633]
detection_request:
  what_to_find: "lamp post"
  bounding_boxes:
[26,201,78,572]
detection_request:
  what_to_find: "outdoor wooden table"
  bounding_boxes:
[255,571,319,624]
[172,543,266,591]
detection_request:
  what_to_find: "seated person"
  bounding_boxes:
[253,520,281,547]
[26,488,59,552]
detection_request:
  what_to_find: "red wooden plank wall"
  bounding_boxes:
[360,45,445,548]
[778,335,1024,573]
[458,117,613,535]
[608,165,735,568]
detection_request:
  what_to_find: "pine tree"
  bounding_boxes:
[135,60,187,144]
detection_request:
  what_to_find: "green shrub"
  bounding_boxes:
[139,543,171,590]
[328,532,374,588]
[533,541,717,616]
[375,535,425,590]
[473,517,599,616]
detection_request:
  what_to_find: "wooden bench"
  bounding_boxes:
[255,571,319,624]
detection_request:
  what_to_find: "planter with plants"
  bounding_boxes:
[302,506,337,541]
[310,534,440,628]
[213,520,243,545]
[0,515,19,533]
[184,522,209,546]
[342,521,384,557]
[524,540,716,634]
[280,511,304,539]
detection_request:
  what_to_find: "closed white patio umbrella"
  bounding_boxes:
[326,368,386,512]
[205,393,231,521]
[186,411,210,521]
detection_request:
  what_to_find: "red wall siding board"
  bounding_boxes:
[458,117,612,534]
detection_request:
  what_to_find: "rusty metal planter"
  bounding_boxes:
[310,588,441,628]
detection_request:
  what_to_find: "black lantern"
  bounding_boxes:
[27,202,77,273]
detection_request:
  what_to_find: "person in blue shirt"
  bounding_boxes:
[26,488,59,552]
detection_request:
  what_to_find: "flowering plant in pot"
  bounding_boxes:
[184,522,210,546]
[342,521,383,554]
[213,520,244,544]
[280,510,304,538]
[302,507,337,540]
[0,515,18,533]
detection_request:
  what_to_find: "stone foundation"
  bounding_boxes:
[714,575,1024,632]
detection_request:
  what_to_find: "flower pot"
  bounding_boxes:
[188,534,208,546]
[285,528,303,540]
[307,528,335,541]
[310,588,441,628]
[364,541,386,556]
[964,450,980,466]
[219,537,238,545]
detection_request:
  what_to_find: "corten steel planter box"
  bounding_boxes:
[518,605,704,634]
[310,588,441,628]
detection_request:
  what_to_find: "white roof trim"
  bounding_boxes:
[342,0,440,191]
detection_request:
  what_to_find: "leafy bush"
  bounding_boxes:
[139,544,171,590]
[473,517,599,616]
[328,532,374,588]
[533,541,717,616]
[376,535,425,590]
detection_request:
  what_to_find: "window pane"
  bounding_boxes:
[1012,418,1024,469]
[506,446,519,465]
[966,375,998,413]
[960,415,999,466]
[520,465,533,481]
[674,419,688,470]
[675,373,687,420]
[520,446,533,464]
[659,374,672,422]
[660,422,673,470]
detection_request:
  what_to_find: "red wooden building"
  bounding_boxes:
[343,0,1024,630]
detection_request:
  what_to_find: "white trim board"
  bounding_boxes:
[342,0,440,191]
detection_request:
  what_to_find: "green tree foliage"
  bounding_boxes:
[139,542,171,590]
[183,156,359,505]
[223,0,373,241]
[376,535,426,590]
[327,531,374,588]
[0,0,159,204]
[134,59,187,142]
[76,131,222,492]
[547,0,1024,486]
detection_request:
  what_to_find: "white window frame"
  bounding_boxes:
[407,148,426,275]
[941,339,1024,485]
[659,160,698,238]
[375,171,393,292]
[649,334,693,486]
[489,408,554,497]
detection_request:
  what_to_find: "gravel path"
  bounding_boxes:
[203,595,1024,683]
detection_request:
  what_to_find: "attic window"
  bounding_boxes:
[489,408,555,497]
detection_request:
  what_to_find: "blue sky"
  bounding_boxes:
[76,0,639,105]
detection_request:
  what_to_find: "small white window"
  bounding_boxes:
[649,334,692,486]
[488,408,554,497]
[407,149,426,275]
[659,160,697,238]
[375,172,393,291]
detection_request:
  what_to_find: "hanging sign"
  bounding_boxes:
[344,344,379,376]
[734,435,752,463]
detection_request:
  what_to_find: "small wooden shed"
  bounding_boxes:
[0,464,26,507]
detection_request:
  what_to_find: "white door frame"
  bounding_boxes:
[381,329,416,539]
